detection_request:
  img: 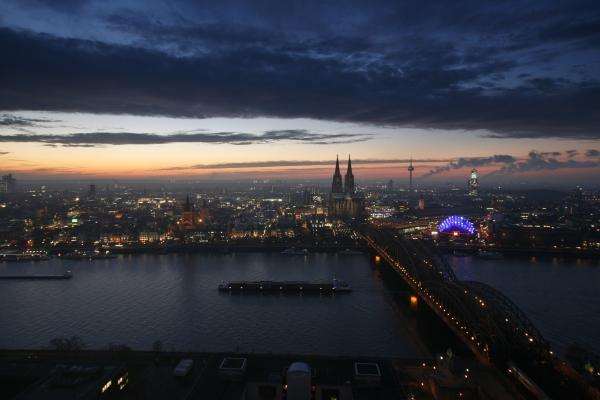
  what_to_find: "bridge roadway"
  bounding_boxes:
[361,228,493,364]
[357,226,591,399]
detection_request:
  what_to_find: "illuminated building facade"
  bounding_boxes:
[329,156,364,220]
[437,215,476,235]
[418,194,425,210]
[178,194,210,230]
[468,168,479,196]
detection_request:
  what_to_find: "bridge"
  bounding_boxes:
[360,225,551,366]
[356,225,596,399]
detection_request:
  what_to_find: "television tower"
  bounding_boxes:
[407,157,415,190]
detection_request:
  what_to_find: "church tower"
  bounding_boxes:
[331,155,344,194]
[183,194,193,212]
[329,154,364,221]
[180,194,196,230]
[344,155,355,194]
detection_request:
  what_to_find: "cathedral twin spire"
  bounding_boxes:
[331,155,354,194]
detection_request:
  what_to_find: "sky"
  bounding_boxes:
[0,0,599,185]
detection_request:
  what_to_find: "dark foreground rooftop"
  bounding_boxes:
[0,349,525,400]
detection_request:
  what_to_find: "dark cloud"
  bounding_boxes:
[423,155,517,177]
[566,149,579,157]
[0,114,56,127]
[424,150,600,178]
[7,0,89,13]
[0,129,370,146]
[0,151,8,155]
[494,151,599,174]
[1,1,599,138]
[586,149,600,157]
[161,158,451,171]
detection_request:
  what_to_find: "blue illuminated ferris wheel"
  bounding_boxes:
[437,215,475,235]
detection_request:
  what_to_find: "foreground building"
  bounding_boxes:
[328,156,364,220]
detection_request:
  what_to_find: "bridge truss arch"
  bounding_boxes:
[461,281,551,360]
[360,225,552,365]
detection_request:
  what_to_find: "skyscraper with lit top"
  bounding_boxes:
[468,168,479,196]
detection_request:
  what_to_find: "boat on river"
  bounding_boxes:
[281,248,309,255]
[219,277,351,293]
[477,250,504,259]
[0,251,49,262]
[0,270,72,280]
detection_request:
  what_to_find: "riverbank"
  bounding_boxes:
[437,244,600,259]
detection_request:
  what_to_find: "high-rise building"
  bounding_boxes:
[468,168,479,196]
[88,184,97,197]
[0,174,16,194]
[407,158,414,190]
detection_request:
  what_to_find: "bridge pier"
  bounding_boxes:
[360,227,598,400]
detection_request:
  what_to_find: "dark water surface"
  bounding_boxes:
[450,255,600,355]
[2,253,597,357]
[0,253,421,357]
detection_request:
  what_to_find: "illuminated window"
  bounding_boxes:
[101,380,112,393]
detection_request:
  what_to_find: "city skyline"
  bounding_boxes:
[1,0,599,184]
[1,3,599,398]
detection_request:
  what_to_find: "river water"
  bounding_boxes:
[450,255,600,355]
[0,253,421,357]
[1,253,597,357]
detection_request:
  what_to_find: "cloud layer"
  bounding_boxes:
[0,129,370,146]
[1,0,599,138]
[0,114,52,127]
[424,150,600,177]
[161,158,451,171]
[494,151,600,174]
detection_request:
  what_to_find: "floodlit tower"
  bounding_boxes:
[407,157,415,190]
[468,168,479,196]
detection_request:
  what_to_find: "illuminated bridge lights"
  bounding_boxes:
[438,215,476,235]
[364,230,552,365]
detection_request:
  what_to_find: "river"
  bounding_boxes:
[1,252,597,357]
[450,255,600,355]
[0,253,421,357]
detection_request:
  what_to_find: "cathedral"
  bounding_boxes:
[328,155,364,220]
[178,194,210,230]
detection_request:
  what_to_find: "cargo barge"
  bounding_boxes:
[218,278,351,293]
[0,271,73,280]
[0,251,49,262]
